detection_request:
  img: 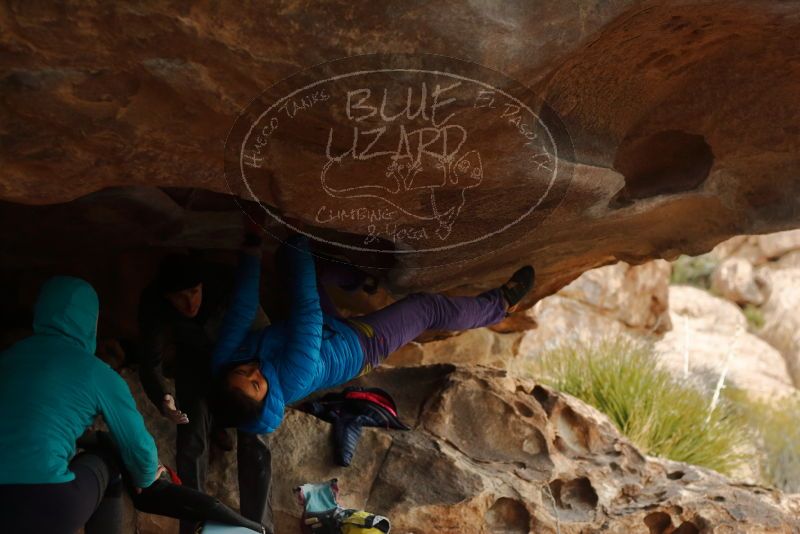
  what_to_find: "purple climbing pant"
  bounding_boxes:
[350,289,507,373]
[316,259,507,374]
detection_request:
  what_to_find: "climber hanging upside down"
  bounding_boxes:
[210,221,535,433]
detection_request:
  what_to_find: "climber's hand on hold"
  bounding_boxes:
[161,394,189,425]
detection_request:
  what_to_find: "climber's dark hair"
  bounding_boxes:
[156,253,205,295]
[210,363,266,428]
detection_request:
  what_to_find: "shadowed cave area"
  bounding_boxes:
[0,186,399,350]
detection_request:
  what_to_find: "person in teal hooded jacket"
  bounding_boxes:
[0,276,159,532]
[0,275,273,534]
[211,232,534,435]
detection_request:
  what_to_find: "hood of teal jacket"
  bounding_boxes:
[32,276,99,354]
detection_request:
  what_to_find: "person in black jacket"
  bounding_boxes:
[137,253,272,534]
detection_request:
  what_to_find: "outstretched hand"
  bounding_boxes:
[161,394,189,425]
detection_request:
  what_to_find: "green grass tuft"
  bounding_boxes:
[533,337,748,475]
[670,253,718,289]
[742,304,765,330]
[724,388,800,492]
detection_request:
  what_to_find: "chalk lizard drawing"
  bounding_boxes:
[320,146,483,240]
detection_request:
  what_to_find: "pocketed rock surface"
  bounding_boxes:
[126,365,800,533]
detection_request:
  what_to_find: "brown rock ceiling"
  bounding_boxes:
[1,0,799,306]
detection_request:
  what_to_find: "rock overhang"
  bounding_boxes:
[0,0,799,304]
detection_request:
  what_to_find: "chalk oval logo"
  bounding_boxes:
[225,54,573,268]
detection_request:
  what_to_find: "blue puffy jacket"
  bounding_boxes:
[0,277,159,488]
[212,236,365,434]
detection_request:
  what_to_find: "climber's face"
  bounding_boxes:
[165,283,203,318]
[228,361,268,402]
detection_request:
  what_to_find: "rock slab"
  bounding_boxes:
[124,365,800,533]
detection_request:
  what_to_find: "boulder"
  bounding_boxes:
[386,328,524,369]
[557,260,671,332]
[515,260,671,362]
[515,274,794,401]
[654,286,794,401]
[756,231,800,261]
[712,236,754,263]
[771,250,800,270]
[705,233,800,389]
[106,361,800,534]
[516,294,632,361]
[756,267,800,388]
[265,366,800,534]
[663,285,745,332]
[710,257,769,305]
[713,230,800,267]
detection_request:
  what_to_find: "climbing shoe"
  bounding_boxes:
[501,265,535,311]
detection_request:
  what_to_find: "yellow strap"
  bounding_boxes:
[347,319,375,338]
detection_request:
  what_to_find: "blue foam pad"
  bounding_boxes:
[201,522,260,533]
[298,481,339,513]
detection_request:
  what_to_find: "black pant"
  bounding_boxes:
[134,479,264,532]
[0,450,122,534]
[0,432,266,533]
[176,381,273,534]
